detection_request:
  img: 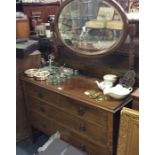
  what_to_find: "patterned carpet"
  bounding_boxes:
[16,134,49,155]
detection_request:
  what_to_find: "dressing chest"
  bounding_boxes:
[22,75,131,155]
[21,0,138,154]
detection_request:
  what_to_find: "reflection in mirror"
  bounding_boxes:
[58,0,125,55]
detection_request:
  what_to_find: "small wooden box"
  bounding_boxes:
[16,19,30,38]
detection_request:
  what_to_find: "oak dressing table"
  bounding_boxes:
[21,75,132,155]
[21,0,138,154]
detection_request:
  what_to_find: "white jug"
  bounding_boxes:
[96,80,113,91]
[104,84,133,100]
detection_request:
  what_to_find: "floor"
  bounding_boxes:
[16,133,49,155]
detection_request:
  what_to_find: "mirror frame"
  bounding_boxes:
[54,0,128,57]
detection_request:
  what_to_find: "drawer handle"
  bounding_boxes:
[37,92,43,98]
[78,106,86,116]
[42,123,47,129]
[80,144,86,151]
[39,107,45,113]
[79,123,86,132]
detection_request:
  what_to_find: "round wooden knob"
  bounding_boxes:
[78,106,86,116]
[79,123,86,132]
[37,92,43,98]
[80,144,86,151]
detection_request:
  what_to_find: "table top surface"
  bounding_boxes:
[131,88,139,99]
[21,74,132,113]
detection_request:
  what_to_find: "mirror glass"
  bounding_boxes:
[56,0,127,56]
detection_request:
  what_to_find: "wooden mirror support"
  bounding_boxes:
[128,23,137,70]
[52,0,138,82]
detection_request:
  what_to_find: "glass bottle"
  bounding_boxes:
[45,23,51,38]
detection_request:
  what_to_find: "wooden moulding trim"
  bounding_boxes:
[22,2,60,6]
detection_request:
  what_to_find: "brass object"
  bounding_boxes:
[84,90,108,102]
[24,68,39,78]
[34,71,50,81]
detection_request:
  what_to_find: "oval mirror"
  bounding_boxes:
[55,0,128,56]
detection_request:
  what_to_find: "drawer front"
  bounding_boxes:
[67,131,111,155]
[132,99,139,111]
[57,95,108,127]
[25,83,59,104]
[28,96,108,145]
[30,109,55,135]
[29,111,111,155]
[25,83,108,127]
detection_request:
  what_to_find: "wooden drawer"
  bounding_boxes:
[132,99,139,111]
[30,109,56,135]
[29,110,110,155]
[131,88,139,111]
[27,96,108,145]
[67,132,110,155]
[25,83,59,104]
[25,83,108,127]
